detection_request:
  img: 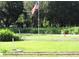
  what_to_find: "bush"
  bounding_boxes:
[61,27,79,34]
[7,27,61,34]
[0,29,21,41]
[2,27,79,34]
[61,29,69,34]
[37,28,61,34]
[51,27,61,34]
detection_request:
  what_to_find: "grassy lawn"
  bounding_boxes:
[0,34,79,53]
[0,41,79,52]
[19,34,79,41]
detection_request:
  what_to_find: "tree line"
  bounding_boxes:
[0,1,79,28]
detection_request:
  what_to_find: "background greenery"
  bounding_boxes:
[0,27,79,34]
[0,29,21,41]
[0,1,79,28]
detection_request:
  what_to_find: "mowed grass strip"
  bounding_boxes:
[0,41,79,52]
[18,34,79,41]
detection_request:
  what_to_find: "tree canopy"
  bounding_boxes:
[0,1,79,27]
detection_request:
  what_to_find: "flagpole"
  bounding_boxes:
[31,2,39,34]
[38,1,39,35]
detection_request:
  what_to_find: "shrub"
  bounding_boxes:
[61,29,69,34]
[8,27,61,34]
[61,27,79,34]
[0,29,21,41]
[51,27,61,34]
[31,28,38,33]
[70,27,79,34]
[38,28,61,34]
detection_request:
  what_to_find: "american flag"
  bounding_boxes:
[31,2,39,15]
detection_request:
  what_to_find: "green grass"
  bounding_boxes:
[1,41,79,52]
[19,34,79,41]
[14,41,79,52]
[0,34,79,52]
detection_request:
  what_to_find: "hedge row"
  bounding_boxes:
[8,27,61,34]
[61,27,79,34]
[1,27,79,34]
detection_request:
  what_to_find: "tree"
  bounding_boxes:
[39,1,48,27]
[16,14,25,28]
[23,1,34,27]
[0,1,24,27]
[47,1,79,27]
[5,1,24,27]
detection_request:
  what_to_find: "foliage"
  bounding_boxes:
[61,27,79,34]
[1,49,7,53]
[0,1,79,28]
[47,1,79,26]
[0,29,21,41]
[0,1,24,27]
[42,17,49,28]
[7,27,79,34]
[16,14,25,28]
[7,27,61,34]
[17,14,25,23]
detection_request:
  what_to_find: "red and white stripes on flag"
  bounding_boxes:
[31,2,39,15]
